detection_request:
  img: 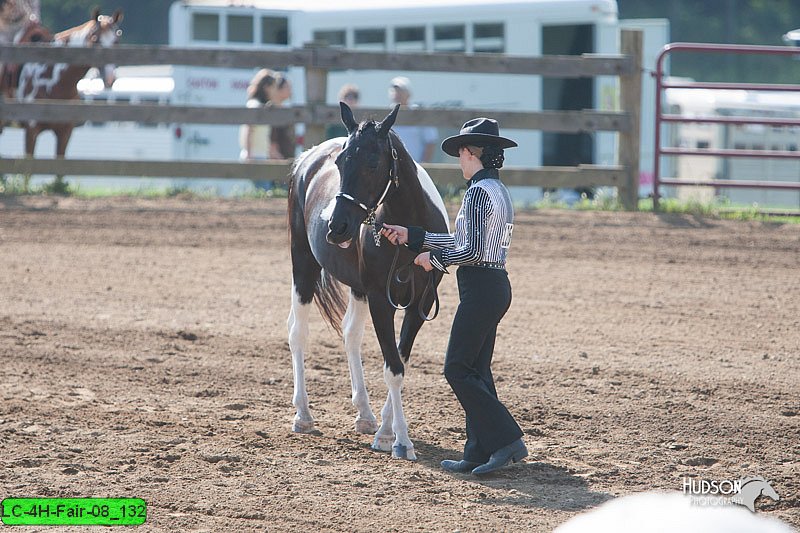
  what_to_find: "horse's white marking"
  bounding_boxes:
[372,391,394,452]
[64,25,92,47]
[288,283,315,432]
[342,294,378,433]
[554,492,794,533]
[384,365,416,460]
[294,138,344,180]
[415,163,450,231]
[18,62,68,102]
[98,17,118,47]
[319,196,336,222]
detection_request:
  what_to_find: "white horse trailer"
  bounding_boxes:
[168,0,668,195]
[665,85,800,209]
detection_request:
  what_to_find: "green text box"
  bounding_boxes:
[1,498,146,526]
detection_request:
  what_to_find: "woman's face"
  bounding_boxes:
[458,146,473,178]
[271,81,292,104]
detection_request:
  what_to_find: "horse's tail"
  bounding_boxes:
[314,268,346,336]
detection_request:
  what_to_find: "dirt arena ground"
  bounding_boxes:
[1,196,798,532]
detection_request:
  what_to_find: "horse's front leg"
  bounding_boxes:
[343,290,378,434]
[367,294,416,460]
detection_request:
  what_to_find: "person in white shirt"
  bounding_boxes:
[388,76,437,163]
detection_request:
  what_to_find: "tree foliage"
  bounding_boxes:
[40,0,169,44]
[38,1,800,83]
[618,0,800,83]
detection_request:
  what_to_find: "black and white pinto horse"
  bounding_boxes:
[288,103,449,459]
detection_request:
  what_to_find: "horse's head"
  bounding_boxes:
[326,102,400,248]
[58,7,123,47]
[18,19,52,44]
[87,8,123,47]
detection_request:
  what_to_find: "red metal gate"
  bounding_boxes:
[653,43,800,210]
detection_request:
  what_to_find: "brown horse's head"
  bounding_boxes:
[87,7,124,46]
[326,103,400,247]
[56,7,123,47]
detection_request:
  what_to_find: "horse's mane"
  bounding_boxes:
[54,20,94,42]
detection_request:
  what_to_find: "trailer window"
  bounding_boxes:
[542,24,595,166]
[228,15,254,43]
[192,13,219,42]
[473,23,504,53]
[314,29,346,47]
[395,26,426,51]
[354,28,386,50]
[434,24,465,52]
[262,16,289,45]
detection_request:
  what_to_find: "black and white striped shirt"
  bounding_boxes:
[408,169,514,272]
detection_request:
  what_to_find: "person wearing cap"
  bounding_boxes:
[326,84,360,139]
[388,76,438,163]
[381,118,527,475]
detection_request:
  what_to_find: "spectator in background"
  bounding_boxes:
[239,68,279,161]
[388,76,437,163]
[326,84,360,139]
[269,74,295,159]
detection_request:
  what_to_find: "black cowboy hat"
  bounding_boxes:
[441,117,518,157]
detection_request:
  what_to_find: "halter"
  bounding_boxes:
[335,135,399,247]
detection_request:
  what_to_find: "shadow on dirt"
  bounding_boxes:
[414,441,613,512]
[654,212,717,229]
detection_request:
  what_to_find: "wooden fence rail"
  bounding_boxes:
[0,30,643,209]
[0,101,629,132]
[0,43,634,77]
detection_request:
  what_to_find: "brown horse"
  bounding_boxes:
[0,17,52,100]
[16,7,122,163]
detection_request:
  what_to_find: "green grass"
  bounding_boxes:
[0,175,290,200]
[3,176,797,224]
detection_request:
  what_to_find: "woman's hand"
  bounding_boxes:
[380,223,408,245]
[414,252,433,272]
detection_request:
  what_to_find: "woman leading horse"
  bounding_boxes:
[381,118,528,475]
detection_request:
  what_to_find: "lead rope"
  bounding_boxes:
[386,246,440,322]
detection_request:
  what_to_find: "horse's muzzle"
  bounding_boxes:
[325,230,352,249]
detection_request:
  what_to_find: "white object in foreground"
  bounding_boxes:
[555,492,793,533]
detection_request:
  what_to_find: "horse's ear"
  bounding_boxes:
[340,101,357,135]
[91,6,101,21]
[376,104,400,137]
[113,9,124,23]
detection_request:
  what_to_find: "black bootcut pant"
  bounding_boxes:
[444,265,524,463]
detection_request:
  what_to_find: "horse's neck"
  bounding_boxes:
[56,23,92,46]
[381,148,429,225]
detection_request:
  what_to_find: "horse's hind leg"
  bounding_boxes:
[288,246,320,433]
[343,290,378,434]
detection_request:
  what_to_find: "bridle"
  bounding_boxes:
[335,134,398,247]
[333,133,440,321]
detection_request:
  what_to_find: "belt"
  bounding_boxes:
[471,261,506,270]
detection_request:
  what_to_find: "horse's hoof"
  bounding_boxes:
[292,418,316,434]
[355,417,379,434]
[371,433,394,452]
[392,444,417,461]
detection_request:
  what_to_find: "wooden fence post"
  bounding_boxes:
[304,43,328,149]
[619,29,643,211]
